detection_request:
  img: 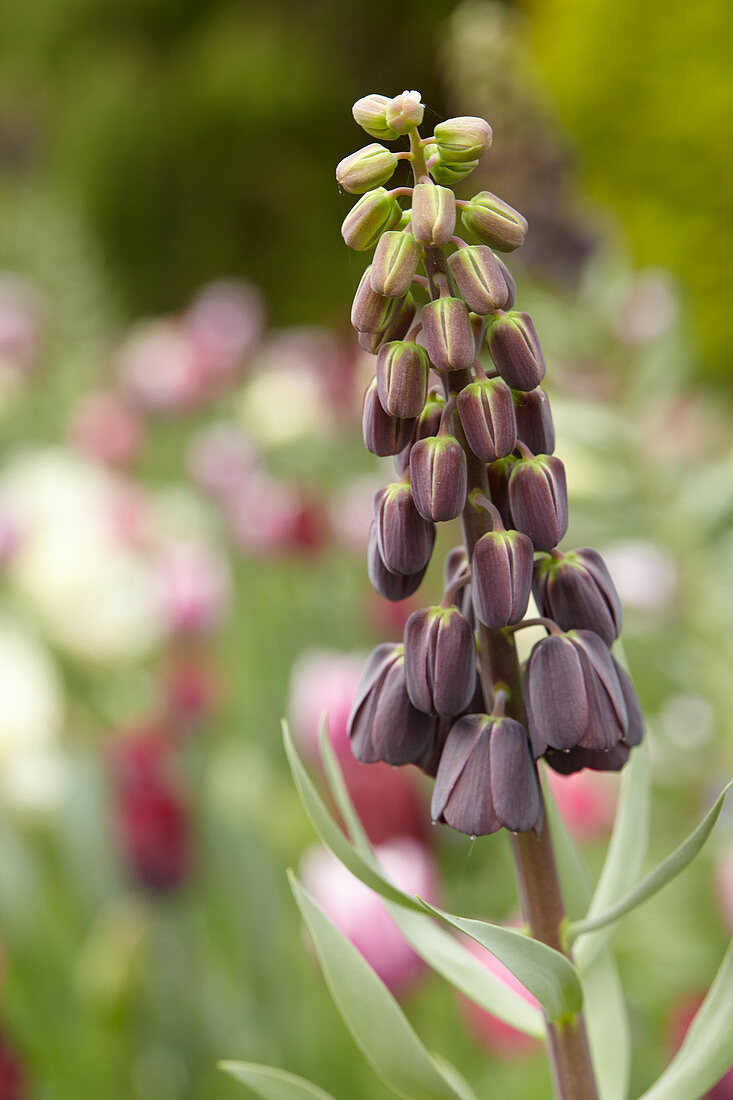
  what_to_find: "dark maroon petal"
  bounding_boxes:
[448,245,511,314]
[487,311,545,391]
[370,657,438,765]
[525,634,589,750]
[404,606,476,717]
[490,718,540,832]
[486,455,518,528]
[367,521,426,601]
[362,379,415,457]
[573,631,627,731]
[472,529,533,628]
[347,643,403,762]
[457,377,517,463]
[431,713,488,821]
[374,481,435,575]
[544,743,631,774]
[410,435,467,522]
[376,340,429,419]
[508,455,568,551]
[444,545,469,590]
[514,387,555,455]
[351,266,404,333]
[533,548,622,645]
[421,297,476,371]
[612,659,644,747]
[441,722,501,836]
[495,257,516,309]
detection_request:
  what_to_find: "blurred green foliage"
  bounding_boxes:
[523,0,733,379]
[0,0,450,327]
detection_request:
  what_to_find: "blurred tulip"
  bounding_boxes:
[329,475,382,552]
[110,731,192,893]
[187,422,259,503]
[0,1032,28,1100]
[667,993,733,1098]
[545,766,617,843]
[458,935,540,1057]
[287,648,365,759]
[162,652,220,735]
[299,838,437,994]
[69,391,144,468]
[117,319,202,413]
[153,540,230,638]
[225,473,324,555]
[183,280,263,388]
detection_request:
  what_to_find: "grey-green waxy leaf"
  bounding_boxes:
[573,773,732,949]
[289,875,469,1100]
[316,723,544,1039]
[219,1061,337,1100]
[417,900,583,1021]
[637,937,733,1100]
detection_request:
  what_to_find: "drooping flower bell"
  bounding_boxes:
[457,365,517,463]
[376,340,429,419]
[367,520,428,602]
[336,144,399,194]
[513,387,555,455]
[403,597,476,718]
[533,548,623,646]
[420,296,476,372]
[409,399,467,522]
[362,377,415,457]
[371,231,422,298]
[461,190,528,252]
[348,643,437,765]
[471,498,533,628]
[508,445,568,551]
[487,311,546,391]
[373,480,435,575]
[448,245,512,315]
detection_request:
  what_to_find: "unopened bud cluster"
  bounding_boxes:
[339,91,644,837]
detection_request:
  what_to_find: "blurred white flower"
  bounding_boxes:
[602,539,678,613]
[0,619,66,811]
[658,693,715,749]
[0,274,41,374]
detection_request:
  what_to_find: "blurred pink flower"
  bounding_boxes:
[225,473,324,555]
[184,280,263,389]
[187,422,259,503]
[545,767,618,843]
[614,269,677,346]
[668,993,733,1098]
[0,499,20,568]
[459,935,540,1058]
[329,475,382,553]
[117,319,202,413]
[715,846,733,934]
[154,541,230,638]
[288,648,364,758]
[602,540,677,614]
[0,275,40,374]
[299,837,438,994]
[69,390,144,468]
[162,652,220,736]
[0,1031,27,1100]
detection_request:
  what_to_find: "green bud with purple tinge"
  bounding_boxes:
[351,266,403,333]
[487,311,546,391]
[358,294,416,354]
[404,605,476,717]
[341,188,402,252]
[533,548,622,646]
[352,94,400,142]
[336,143,399,195]
[430,157,480,187]
[514,387,555,455]
[367,520,427,602]
[385,90,424,135]
[461,190,528,252]
[370,231,421,298]
[376,340,429,419]
[409,433,467,522]
[472,528,533,628]
[362,377,415,456]
[374,480,435,575]
[411,182,456,245]
[433,116,493,163]
[448,246,512,315]
[508,452,568,551]
[421,297,475,371]
[457,376,516,463]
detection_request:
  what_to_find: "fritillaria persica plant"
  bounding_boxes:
[223,90,733,1100]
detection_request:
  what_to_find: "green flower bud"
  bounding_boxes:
[411,182,456,245]
[425,145,479,187]
[433,116,493,163]
[448,245,511,315]
[358,294,416,354]
[336,143,399,195]
[341,188,402,252]
[351,266,402,333]
[461,190,528,252]
[385,90,424,135]
[370,231,421,298]
[352,94,400,141]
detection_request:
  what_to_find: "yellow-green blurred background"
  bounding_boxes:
[0,1,731,1098]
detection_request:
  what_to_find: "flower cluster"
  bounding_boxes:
[340,90,644,836]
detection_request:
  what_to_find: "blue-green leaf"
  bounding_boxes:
[282,721,423,913]
[289,873,472,1100]
[417,900,583,1022]
[315,723,544,1038]
[542,770,593,919]
[637,937,733,1100]
[572,779,732,944]
[219,1061,337,1099]
[583,950,631,1100]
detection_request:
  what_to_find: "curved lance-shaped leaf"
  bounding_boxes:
[417,900,583,1022]
[315,721,544,1038]
[289,873,474,1100]
[219,1062,337,1100]
[574,740,651,968]
[637,937,733,1100]
[572,779,733,944]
